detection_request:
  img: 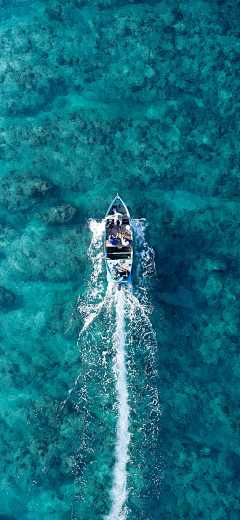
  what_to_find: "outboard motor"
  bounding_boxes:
[117,282,122,291]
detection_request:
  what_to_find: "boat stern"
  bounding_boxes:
[106,259,132,283]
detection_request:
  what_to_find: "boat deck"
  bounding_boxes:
[106,223,132,248]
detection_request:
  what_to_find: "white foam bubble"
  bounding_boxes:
[61,219,106,410]
[88,218,105,289]
[64,219,105,336]
[132,219,157,288]
[65,217,161,516]
[77,219,106,339]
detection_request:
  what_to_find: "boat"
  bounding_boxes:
[105,194,133,286]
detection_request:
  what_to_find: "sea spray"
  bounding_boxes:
[64,218,162,519]
[64,219,118,519]
[105,287,130,520]
[64,218,105,337]
[123,221,162,515]
[72,282,117,519]
[77,220,131,519]
[132,219,157,289]
[61,219,107,409]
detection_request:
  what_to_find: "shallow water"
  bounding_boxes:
[1,0,240,518]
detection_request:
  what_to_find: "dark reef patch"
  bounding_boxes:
[0,287,23,312]
[36,204,79,225]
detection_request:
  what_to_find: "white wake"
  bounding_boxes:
[105,287,130,520]
[105,219,159,519]
[64,218,160,519]
[77,218,106,342]
[132,219,157,289]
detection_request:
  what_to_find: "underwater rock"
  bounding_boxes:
[200,446,211,455]
[0,287,22,312]
[205,257,227,272]
[36,204,78,225]
[30,179,55,198]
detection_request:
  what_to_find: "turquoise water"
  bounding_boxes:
[1,0,240,518]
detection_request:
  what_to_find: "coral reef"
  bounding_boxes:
[36,204,78,225]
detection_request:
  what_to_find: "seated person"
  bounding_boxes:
[109,234,117,245]
[116,203,124,213]
[112,266,121,281]
[120,260,130,271]
[122,236,130,246]
[107,220,114,229]
[107,213,122,227]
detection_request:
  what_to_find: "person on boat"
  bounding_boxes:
[106,212,122,226]
[112,266,121,281]
[116,203,124,213]
[115,212,122,227]
[109,234,117,245]
[120,260,130,271]
[122,236,130,246]
[112,204,124,214]
[116,263,128,279]
[107,219,114,229]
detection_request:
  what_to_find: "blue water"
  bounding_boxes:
[1,0,239,518]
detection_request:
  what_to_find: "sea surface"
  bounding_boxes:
[1,0,240,519]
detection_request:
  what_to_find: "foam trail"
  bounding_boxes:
[61,219,105,411]
[87,218,105,291]
[132,219,157,288]
[105,287,130,520]
[64,219,105,336]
